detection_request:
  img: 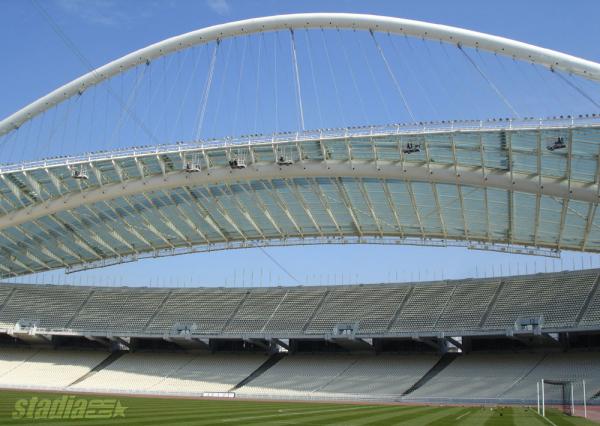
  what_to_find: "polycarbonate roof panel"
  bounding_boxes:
[0,120,599,276]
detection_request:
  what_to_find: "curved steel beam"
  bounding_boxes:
[0,161,595,232]
[2,13,600,137]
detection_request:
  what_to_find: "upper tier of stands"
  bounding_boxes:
[0,269,598,337]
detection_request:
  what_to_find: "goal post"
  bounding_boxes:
[537,379,587,418]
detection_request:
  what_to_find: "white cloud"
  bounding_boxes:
[206,0,231,15]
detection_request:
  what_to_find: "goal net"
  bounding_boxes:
[542,380,574,416]
[538,379,589,419]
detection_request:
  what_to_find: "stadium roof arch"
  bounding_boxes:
[1,14,600,277]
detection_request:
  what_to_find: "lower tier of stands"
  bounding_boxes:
[236,354,438,399]
[0,347,597,405]
[409,352,600,403]
[70,352,267,394]
[0,348,108,388]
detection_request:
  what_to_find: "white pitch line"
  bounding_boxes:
[536,411,558,426]
[456,411,471,420]
[220,405,370,423]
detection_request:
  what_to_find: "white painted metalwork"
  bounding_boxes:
[64,235,557,275]
[0,117,596,175]
[2,13,600,136]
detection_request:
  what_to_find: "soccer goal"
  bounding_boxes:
[537,379,588,418]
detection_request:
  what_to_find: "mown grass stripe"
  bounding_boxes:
[427,407,473,425]
[326,405,431,426]
[456,407,495,426]
[252,406,398,426]
[544,408,585,426]
[355,406,445,426]
[1,403,299,426]
[317,405,425,426]
[400,406,472,425]
[58,405,320,426]
[85,403,380,426]
[116,407,386,426]
[0,389,596,426]
[0,397,352,419]
[483,406,514,426]
[254,405,405,426]
[222,404,385,425]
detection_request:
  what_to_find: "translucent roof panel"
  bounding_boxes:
[0,119,598,276]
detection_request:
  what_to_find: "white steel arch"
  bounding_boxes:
[2,12,600,137]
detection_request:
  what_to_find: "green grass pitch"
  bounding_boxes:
[0,389,596,425]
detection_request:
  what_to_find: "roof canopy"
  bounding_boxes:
[1,119,599,277]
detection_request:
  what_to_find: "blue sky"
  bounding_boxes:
[1,0,600,287]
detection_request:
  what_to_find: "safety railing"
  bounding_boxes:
[2,115,599,174]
